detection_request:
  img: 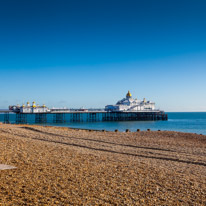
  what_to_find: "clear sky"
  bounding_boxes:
[0,0,206,111]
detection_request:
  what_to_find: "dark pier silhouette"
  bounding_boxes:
[0,110,168,124]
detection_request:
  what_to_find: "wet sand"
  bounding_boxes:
[0,124,206,205]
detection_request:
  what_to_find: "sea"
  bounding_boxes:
[0,112,206,135]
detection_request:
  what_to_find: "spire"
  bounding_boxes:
[126,90,132,98]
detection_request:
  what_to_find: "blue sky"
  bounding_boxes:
[0,0,206,111]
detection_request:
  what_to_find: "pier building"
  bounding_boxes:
[10,102,50,113]
[20,102,50,113]
[105,91,155,112]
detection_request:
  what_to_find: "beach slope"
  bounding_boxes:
[0,124,205,205]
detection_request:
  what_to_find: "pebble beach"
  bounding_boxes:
[0,124,206,205]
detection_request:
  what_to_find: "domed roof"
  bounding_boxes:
[126,90,132,98]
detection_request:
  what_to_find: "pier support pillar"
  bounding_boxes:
[71,113,83,122]
[4,112,10,124]
[87,113,97,122]
[35,113,47,123]
[16,113,27,124]
[53,113,66,123]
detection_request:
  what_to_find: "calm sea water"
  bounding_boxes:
[0,112,206,135]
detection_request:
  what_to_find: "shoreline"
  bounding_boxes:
[1,122,206,136]
[0,124,206,204]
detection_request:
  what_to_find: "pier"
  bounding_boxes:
[0,110,168,124]
[0,91,169,124]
